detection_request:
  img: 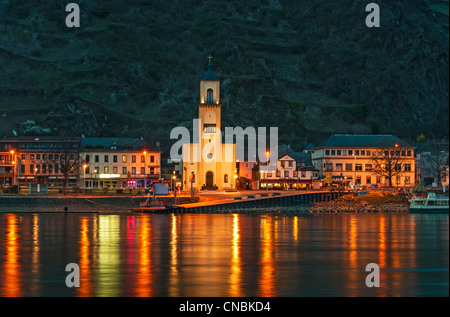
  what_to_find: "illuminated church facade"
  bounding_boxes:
[182,59,237,190]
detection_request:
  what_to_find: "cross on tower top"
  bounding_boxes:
[207,55,213,63]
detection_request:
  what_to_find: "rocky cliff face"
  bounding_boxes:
[0,0,448,152]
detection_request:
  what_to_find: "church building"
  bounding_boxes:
[182,58,237,190]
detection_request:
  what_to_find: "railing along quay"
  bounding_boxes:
[174,191,349,213]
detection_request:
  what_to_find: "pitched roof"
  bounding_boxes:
[315,134,413,148]
[277,144,312,165]
[80,137,158,151]
[201,63,219,81]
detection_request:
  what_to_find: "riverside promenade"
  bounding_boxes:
[0,190,346,213]
[174,190,347,213]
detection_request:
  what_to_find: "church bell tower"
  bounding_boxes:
[199,55,221,142]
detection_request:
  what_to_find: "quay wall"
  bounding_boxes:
[0,196,193,212]
[177,192,348,213]
[0,192,347,213]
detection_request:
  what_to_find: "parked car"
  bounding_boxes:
[368,184,378,188]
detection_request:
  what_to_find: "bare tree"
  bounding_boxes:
[419,142,449,187]
[53,139,83,195]
[371,143,409,187]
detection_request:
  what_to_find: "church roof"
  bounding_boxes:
[201,63,219,81]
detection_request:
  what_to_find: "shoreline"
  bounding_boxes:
[0,192,417,214]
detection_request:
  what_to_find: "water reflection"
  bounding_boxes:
[259,215,275,297]
[97,215,120,297]
[137,215,152,297]
[169,214,179,297]
[2,214,21,296]
[229,214,241,297]
[30,214,40,296]
[0,212,447,297]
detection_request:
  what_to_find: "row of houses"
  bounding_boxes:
[239,134,447,190]
[1,134,447,191]
[0,136,161,190]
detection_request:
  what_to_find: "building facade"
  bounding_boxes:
[416,151,449,187]
[257,153,319,190]
[0,136,161,190]
[80,137,161,189]
[311,134,416,188]
[182,61,236,190]
[0,136,82,189]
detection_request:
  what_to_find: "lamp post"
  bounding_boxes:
[172,170,176,194]
[395,144,399,190]
[94,169,98,189]
[266,151,270,190]
[10,150,17,192]
[353,153,356,194]
[172,174,177,204]
[143,150,147,190]
[83,164,87,197]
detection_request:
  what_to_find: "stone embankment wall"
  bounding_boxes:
[0,196,193,212]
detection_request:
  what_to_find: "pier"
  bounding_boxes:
[175,190,348,213]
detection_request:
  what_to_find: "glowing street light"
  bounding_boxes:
[266,151,270,190]
[83,164,88,197]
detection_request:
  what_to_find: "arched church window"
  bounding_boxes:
[207,88,214,103]
[224,174,228,183]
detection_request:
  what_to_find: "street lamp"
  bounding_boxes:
[172,174,176,195]
[353,153,356,193]
[143,151,147,189]
[10,150,15,187]
[83,164,88,197]
[12,160,15,187]
[266,151,270,190]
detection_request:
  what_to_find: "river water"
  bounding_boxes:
[0,212,447,297]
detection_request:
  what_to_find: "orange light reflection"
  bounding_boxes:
[2,214,21,297]
[229,214,242,296]
[259,216,275,297]
[78,217,90,297]
[137,215,152,297]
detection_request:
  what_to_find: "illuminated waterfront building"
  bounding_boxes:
[311,134,416,188]
[80,137,161,189]
[182,60,237,190]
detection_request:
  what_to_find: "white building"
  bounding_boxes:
[311,134,416,188]
[80,137,161,189]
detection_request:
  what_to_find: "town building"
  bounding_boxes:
[311,134,416,188]
[0,136,82,189]
[79,137,161,189]
[182,60,237,190]
[0,148,15,188]
[254,145,319,190]
[416,151,449,187]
